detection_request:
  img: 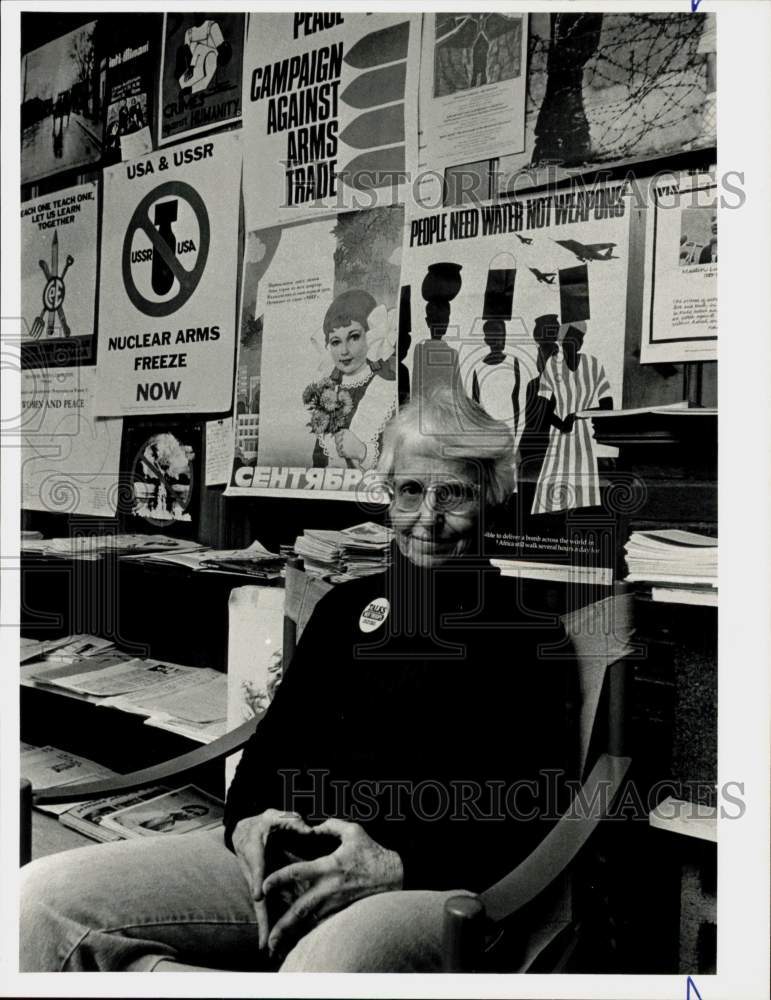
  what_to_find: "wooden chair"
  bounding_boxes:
[20,578,635,974]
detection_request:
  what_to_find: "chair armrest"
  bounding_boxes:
[480,752,632,923]
[28,718,258,808]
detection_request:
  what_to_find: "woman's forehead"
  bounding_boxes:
[393,446,475,480]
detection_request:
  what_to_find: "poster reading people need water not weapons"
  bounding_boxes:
[21,181,99,370]
[242,13,420,229]
[225,205,403,500]
[95,132,241,417]
[401,185,632,571]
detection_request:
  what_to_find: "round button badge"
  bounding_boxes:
[359,597,390,633]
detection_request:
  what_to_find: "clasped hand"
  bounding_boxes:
[232,811,403,960]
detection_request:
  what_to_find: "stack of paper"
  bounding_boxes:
[120,540,284,580]
[21,534,203,561]
[624,529,717,594]
[20,743,118,815]
[59,786,169,842]
[295,522,392,579]
[20,640,227,743]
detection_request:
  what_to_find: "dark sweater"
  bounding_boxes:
[224,553,577,893]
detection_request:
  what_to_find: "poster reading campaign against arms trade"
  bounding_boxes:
[225,205,402,500]
[94,132,241,417]
[641,174,717,364]
[401,186,631,568]
[21,181,99,370]
[242,13,420,230]
[21,366,122,517]
[158,13,244,145]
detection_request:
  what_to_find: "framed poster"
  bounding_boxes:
[95,132,241,417]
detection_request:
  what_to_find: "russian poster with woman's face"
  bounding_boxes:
[225,205,402,500]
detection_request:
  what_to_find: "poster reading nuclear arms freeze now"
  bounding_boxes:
[94,132,241,417]
[225,206,402,499]
[242,13,420,229]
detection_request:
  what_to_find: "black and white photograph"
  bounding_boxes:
[21,20,102,184]
[2,4,770,1000]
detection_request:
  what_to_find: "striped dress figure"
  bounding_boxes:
[531,352,611,514]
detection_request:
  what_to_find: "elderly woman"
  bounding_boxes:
[20,389,575,973]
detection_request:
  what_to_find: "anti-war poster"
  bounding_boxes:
[641,174,717,364]
[21,181,99,370]
[401,185,632,572]
[158,13,244,145]
[94,132,241,417]
[225,205,402,500]
[242,13,420,229]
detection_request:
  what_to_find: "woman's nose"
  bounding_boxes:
[414,492,440,527]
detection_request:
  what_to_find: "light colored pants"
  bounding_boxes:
[20,827,466,972]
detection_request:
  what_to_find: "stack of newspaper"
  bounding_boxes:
[21,636,227,742]
[294,522,392,579]
[624,529,717,604]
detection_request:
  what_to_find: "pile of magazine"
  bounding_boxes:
[20,635,227,742]
[624,528,717,605]
[294,522,392,580]
[21,743,224,843]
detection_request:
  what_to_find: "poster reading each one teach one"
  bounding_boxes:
[242,12,420,230]
[401,185,632,569]
[641,173,717,364]
[418,13,528,176]
[21,20,102,184]
[158,13,244,145]
[21,181,99,370]
[94,132,241,417]
[225,205,402,500]
[21,366,122,517]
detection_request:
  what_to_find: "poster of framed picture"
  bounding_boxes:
[118,417,202,535]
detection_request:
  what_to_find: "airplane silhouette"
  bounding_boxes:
[554,239,618,262]
[514,233,533,245]
[529,267,556,285]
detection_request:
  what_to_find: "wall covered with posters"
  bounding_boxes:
[20,10,717,556]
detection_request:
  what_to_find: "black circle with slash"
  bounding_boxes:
[122,181,210,318]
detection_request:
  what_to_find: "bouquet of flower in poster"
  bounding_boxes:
[302,377,355,463]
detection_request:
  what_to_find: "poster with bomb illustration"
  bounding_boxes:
[95,132,241,417]
[225,205,402,500]
[21,181,99,370]
[158,13,244,145]
[241,13,420,229]
[401,185,631,568]
[419,13,528,176]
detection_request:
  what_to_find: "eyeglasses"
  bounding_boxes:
[387,478,480,515]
